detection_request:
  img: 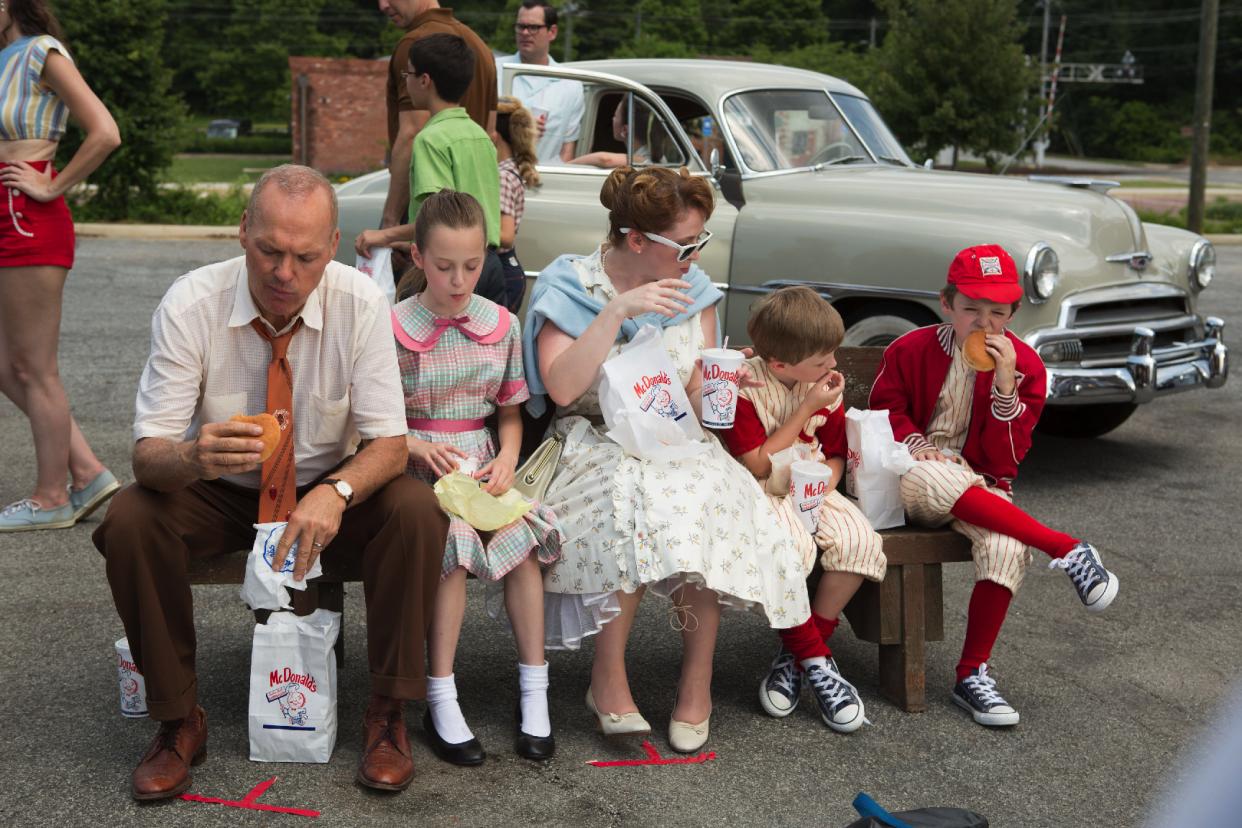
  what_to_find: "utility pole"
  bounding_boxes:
[869,17,876,49]
[636,1,642,42]
[562,1,579,62]
[1188,0,1220,235]
[1035,0,1052,167]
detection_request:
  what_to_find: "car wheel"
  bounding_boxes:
[841,303,935,347]
[1035,403,1138,439]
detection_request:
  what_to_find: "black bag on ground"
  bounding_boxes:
[844,793,988,828]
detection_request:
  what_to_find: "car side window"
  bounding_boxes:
[582,88,686,167]
[657,92,737,173]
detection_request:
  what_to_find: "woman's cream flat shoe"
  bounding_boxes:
[668,712,711,753]
[585,687,652,737]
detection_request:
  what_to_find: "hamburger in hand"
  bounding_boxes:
[963,330,997,372]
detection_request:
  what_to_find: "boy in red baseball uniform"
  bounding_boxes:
[720,287,885,733]
[870,245,1118,727]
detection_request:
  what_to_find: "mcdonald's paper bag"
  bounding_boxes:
[248,609,340,763]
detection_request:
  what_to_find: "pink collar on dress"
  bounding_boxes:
[392,293,510,352]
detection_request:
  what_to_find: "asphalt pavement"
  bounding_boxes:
[1,240,1240,827]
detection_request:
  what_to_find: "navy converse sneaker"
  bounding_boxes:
[1049,542,1118,613]
[759,646,802,718]
[953,663,1019,726]
[805,658,866,733]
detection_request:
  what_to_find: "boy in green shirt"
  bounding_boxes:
[355,32,506,306]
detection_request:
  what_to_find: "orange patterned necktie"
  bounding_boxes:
[250,318,303,522]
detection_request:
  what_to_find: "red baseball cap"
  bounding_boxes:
[947,245,1022,304]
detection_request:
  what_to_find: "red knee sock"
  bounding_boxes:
[950,486,1079,558]
[778,617,830,664]
[813,612,839,645]
[956,580,1013,682]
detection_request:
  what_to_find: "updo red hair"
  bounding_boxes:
[599,165,714,247]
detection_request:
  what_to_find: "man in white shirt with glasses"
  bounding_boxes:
[495,0,585,164]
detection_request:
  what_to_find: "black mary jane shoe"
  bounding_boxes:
[515,703,556,760]
[422,708,486,766]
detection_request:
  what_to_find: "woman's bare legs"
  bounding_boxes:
[504,551,546,666]
[671,582,722,725]
[0,265,103,507]
[427,568,468,677]
[590,585,646,715]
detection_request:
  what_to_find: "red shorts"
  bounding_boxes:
[1,161,75,269]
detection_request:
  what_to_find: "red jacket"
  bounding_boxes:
[868,324,1046,491]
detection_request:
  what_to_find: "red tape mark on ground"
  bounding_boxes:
[180,776,319,817]
[587,740,716,767]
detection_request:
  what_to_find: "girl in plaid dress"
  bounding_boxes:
[394,191,563,764]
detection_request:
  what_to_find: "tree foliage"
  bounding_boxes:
[196,0,350,121]
[873,0,1034,169]
[54,0,185,215]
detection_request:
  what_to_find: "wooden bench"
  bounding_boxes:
[187,346,968,713]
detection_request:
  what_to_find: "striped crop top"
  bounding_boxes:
[0,35,74,141]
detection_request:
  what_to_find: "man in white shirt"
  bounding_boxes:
[495,0,585,164]
[93,165,447,800]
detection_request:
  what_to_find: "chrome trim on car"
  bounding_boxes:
[1188,237,1214,292]
[1053,282,1189,330]
[1039,322,1228,405]
[1022,242,1057,305]
[534,164,610,177]
[1028,175,1121,194]
[1027,314,1201,353]
[1104,251,1152,270]
[722,279,940,301]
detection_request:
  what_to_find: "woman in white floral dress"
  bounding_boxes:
[522,167,811,752]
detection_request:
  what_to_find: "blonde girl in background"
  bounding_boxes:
[494,95,541,313]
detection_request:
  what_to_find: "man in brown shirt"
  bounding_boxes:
[380,0,498,230]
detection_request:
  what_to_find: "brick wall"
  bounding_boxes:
[289,56,390,175]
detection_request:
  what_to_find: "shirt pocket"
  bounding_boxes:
[310,391,351,444]
[200,391,248,428]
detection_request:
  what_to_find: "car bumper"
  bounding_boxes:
[1043,318,1228,405]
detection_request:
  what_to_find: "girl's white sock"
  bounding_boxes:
[426,673,474,744]
[518,661,551,738]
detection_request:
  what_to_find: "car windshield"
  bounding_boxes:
[722,89,909,172]
[831,94,914,167]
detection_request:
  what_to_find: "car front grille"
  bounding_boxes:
[1079,326,1199,366]
[1070,295,1189,327]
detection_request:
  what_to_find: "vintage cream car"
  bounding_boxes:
[335,59,1227,438]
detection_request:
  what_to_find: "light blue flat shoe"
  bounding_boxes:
[0,498,76,532]
[69,468,120,522]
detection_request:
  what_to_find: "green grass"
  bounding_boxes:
[1136,201,1242,234]
[167,156,280,184]
[1116,179,1193,189]
[1046,154,1146,168]
[73,184,249,225]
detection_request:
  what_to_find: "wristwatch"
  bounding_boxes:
[321,478,354,507]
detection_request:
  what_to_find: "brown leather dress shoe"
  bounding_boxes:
[356,694,414,791]
[131,706,208,800]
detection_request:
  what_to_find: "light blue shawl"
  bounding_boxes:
[521,253,724,416]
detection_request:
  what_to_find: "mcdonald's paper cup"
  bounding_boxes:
[115,637,148,718]
[789,460,833,535]
[701,348,745,428]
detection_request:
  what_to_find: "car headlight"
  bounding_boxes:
[1023,242,1059,304]
[1189,239,1215,291]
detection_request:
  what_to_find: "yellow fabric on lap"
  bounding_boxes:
[433,471,533,531]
